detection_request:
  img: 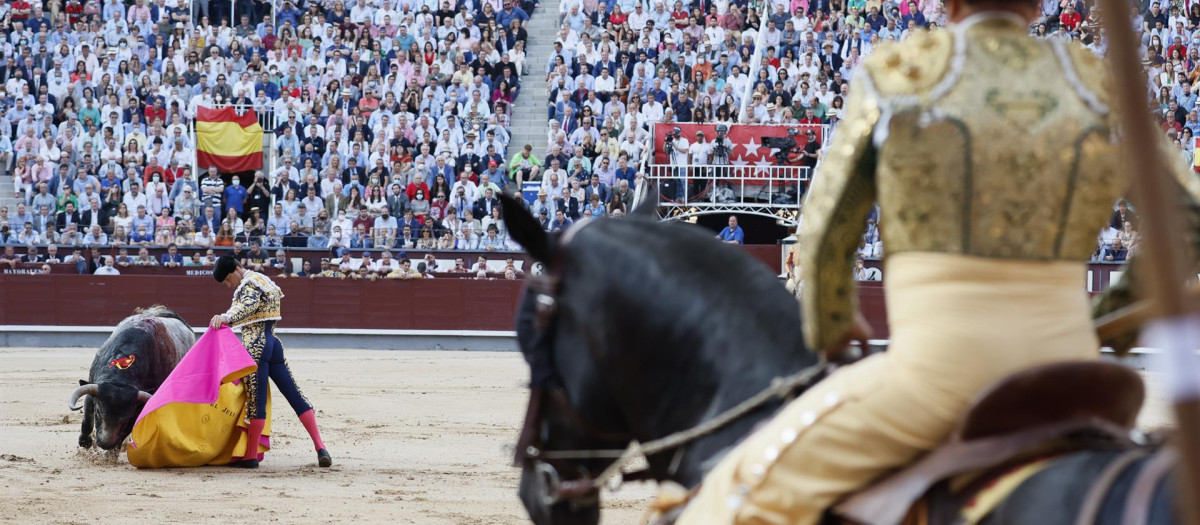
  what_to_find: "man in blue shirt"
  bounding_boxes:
[223,175,248,215]
[716,215,744,245]
[497,1,529,28]
[614,156,638,186]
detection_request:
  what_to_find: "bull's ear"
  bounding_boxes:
[79,379,89,386]
[631,185,659,218]
[500,191,550,263]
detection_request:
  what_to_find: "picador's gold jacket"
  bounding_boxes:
[800,13,1200,351]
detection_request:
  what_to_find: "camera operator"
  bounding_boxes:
[664,126,690,201]
[800,129,821,170]
[710,126,733,165]
[709,125,734,181]
[762,129,800,166]
[688,131,712,200]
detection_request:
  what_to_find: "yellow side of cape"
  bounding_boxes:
[127,382,272,468]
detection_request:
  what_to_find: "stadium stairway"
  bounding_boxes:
[0,171,15,216]
[506,0,562,167]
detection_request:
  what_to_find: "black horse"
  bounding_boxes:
[499,192,1177,525]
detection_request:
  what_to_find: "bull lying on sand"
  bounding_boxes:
[69,306,195,450]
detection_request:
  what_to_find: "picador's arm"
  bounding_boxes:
[1092,134,1200,355]
[799,69,881,353]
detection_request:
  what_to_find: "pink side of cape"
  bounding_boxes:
[135,327,255,425]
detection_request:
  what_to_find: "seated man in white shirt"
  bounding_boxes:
[94,255,121,275]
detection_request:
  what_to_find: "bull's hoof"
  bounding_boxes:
[317,449,332,468]
[229,458,259,469]
[79,435,93,448]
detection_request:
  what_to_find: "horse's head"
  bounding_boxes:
[501,189,815,524]
[502,190,662,525]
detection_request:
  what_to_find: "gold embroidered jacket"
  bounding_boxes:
[799,13,1200,351]
[222,271,284,329]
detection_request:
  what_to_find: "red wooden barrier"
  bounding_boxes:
[0,273,890,340]
[0,275,527,331]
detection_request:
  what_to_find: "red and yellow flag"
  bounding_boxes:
[196,106,264,172]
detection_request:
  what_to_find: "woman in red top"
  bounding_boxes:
[423,41,437,65]
[608,5,627,25]
[492,80,516,105]
[71,61,91,84]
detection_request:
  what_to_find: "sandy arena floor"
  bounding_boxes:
[0,347,1175,525]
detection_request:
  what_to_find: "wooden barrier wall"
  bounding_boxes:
[0,272,894,340]
[0,275,526,331]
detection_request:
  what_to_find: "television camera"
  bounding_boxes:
[760,128,802,166]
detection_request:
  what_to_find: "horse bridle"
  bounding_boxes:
[511,221,658,505]
[511,224,832,506]
[508,219,835,505]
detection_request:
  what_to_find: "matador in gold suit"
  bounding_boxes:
[678,4,1200,525]
[211,256,331,468]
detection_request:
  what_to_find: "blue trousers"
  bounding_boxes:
[242,321,312,419]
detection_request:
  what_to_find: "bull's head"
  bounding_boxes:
[69,380,152,450]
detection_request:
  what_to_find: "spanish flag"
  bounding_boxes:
[196,106,264,172]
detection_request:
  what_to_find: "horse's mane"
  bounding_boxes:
[564,215,807,364]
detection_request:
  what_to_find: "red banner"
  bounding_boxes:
[651,123,824,167]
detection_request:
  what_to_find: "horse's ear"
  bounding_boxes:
[500,192,551,262]
[631,184,659,218]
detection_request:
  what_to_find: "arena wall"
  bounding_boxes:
[0,243,1127,350]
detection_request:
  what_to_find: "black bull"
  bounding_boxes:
[68,306,195,450]
[497,192,1179,525]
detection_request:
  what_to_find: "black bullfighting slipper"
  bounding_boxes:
[317,449,332,468]
[229,458,259,469]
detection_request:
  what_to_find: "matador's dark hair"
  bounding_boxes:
[213,255,240,282]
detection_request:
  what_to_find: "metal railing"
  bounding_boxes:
[644,163,811,225]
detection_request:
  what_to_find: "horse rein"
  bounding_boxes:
[517,262,831,501]
[512,219,832,504]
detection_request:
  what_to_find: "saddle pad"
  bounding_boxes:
[957,456,1059,525]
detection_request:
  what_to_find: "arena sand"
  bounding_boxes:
[0,348,654,524]
[0,347,1175,524]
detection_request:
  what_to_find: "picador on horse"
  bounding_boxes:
[681,0,1200,518]
[502,0,1200,520]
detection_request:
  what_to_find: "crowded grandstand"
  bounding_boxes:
[0,0,1172,273]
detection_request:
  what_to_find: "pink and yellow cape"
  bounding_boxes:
[128,327,273,468]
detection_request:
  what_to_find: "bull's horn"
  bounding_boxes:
[137,391,153,403]
[68,384,99,411]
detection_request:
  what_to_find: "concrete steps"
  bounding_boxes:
[0,172,15,218]
[506,0,562,164]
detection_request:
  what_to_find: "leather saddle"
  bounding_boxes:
[832,360,1145,525]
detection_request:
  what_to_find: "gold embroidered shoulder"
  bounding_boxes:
[798,13,1198,351]
[223,271,284,329]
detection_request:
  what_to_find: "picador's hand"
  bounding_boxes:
[824,311,874,360]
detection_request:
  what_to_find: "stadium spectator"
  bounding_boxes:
[716,215,743,245]
[0,0,1163,283]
